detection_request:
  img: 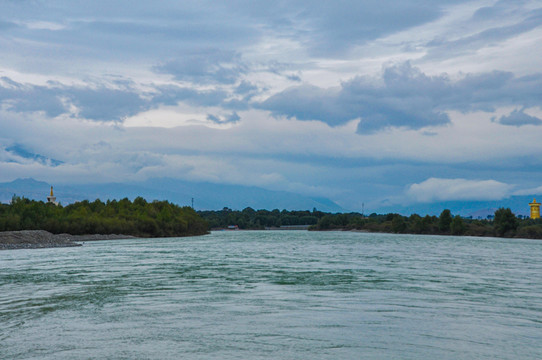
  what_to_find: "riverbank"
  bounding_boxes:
[0,230,135,250]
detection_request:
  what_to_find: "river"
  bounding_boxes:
[1,231,541,359]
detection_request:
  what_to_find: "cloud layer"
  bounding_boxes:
[407,178,514,203]
[261,63,542,132]
[1,1,542,212]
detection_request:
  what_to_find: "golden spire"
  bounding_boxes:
[50,186,54,197]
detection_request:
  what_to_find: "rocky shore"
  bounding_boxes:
[0,230,136,250]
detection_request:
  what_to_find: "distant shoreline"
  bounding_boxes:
[3,226,540,251]
[0,230,136,250]
[209,227,542,241]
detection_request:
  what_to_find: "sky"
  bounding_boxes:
[1,0,542,213]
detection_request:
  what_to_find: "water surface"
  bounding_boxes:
[1,231,541,359]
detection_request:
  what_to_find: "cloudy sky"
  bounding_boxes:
[1,0,542,212]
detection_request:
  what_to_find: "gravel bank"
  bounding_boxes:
[0,230,136,250]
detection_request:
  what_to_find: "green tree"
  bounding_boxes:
[391,215,406,233]
[317,215,335,230]
[422,215,435,233]
[438,209,452,233]
[494,208,518,236]
[451,215,466,235]
[408,214,423,233]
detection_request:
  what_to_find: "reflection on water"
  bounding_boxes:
[1,231,542,359]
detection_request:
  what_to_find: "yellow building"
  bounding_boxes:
[529,198,540,219]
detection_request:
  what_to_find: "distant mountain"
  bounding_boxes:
[377,197,534,218]
[0,178,347,212]
[4,177,535,215]
[0,178,52,203]
[466,208,499,220]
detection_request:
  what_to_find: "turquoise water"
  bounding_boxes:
[1,231,541,359]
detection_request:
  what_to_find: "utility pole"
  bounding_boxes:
[191,198,194,209]
[362,203,365,217]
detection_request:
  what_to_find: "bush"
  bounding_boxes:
[516,225,542,239]
[451,215,466,235]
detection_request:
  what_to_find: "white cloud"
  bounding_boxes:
[513,186,542,196]
[24,21,66,31]
[406,178,514,203]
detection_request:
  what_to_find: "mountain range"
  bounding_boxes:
[0,178,346,213]
[0,178,536,217]
[377,198,533,218]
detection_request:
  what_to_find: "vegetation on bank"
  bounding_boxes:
[2,197,540,240]
[199,207,322,229]
[310,208,542,239]
[0,196,208,237]
[199,207,542,239]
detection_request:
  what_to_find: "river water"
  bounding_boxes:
[1,231,541,359]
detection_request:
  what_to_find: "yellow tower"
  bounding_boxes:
[529,198,540,219]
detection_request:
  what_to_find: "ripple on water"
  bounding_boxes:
[1,231,542,359]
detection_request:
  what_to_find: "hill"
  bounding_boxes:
[0,178,347,212]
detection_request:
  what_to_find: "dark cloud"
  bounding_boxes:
[5,144,63,166]
[206,112,241,124]
[262,61,303,82]
[295,0,445,55]
[234,81,259,96]
[154,49,246,84]
[148,81,254,111]
[494,109,542,126]
[3,60,541,132]
[0,77,146,121]
[260,85,351,126]
[153,85,228,107]
[228,0,469,56]
[286,74,302,82]
[1,2,540,129]
[260,63,542,133]
[426,5,542,60]
[0,0,476,70]
[260,63,451,132]
[0,6,261,80]
[0,77,66,117]
[451,72,542,111]
[68,87,147,121]
[0,76,237,121]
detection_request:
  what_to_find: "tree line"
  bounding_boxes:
[310,208,542,239]
[2,197,541,239]
[199,207,542,239]
[0,196,209,237]
[199,207,322,229]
